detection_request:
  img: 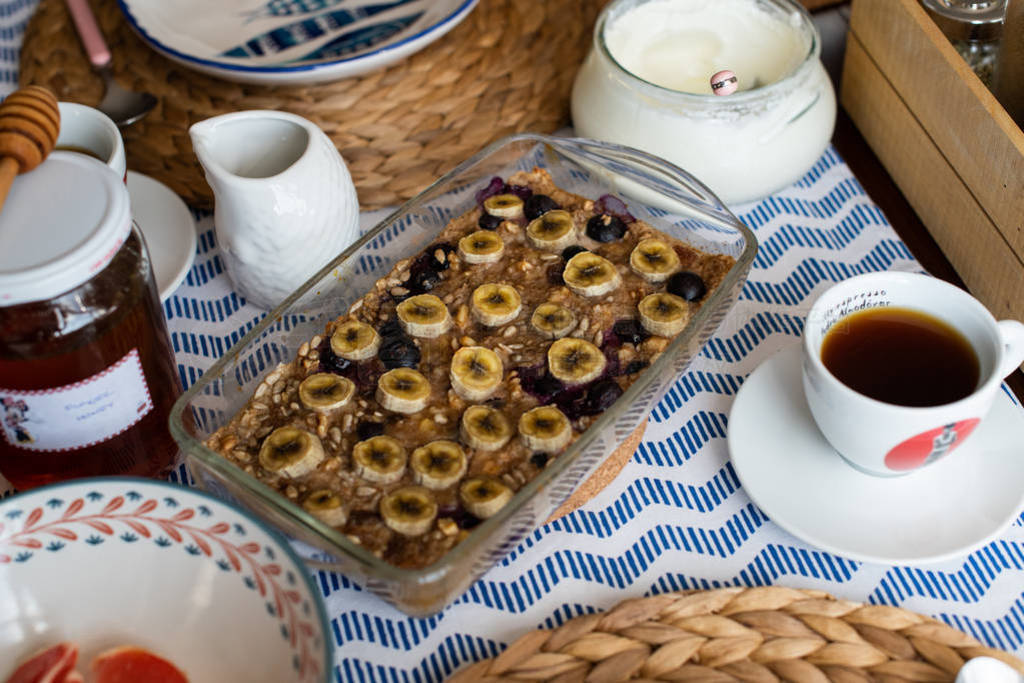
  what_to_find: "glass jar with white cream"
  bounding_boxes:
[571,0,837,205]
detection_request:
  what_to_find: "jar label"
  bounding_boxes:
[0,349,153,452]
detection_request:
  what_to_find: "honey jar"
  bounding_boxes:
[0,152,181,490]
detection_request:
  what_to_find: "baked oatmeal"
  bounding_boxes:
[205,169,735,569]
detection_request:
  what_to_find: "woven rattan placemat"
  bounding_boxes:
[20,0,604,209]
[449,586,1024,681]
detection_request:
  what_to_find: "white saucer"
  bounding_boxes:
[127,171,196,301]
[728,344,1024,565]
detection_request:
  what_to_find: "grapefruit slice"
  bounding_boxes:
[3,642,78,683]
[91,646,188,683]
[57,673,82,683]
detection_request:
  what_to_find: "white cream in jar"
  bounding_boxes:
[571,0,836,205]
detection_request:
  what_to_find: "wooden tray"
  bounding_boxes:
[841,0,1024,324]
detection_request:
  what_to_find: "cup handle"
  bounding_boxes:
[996,320,1024,378]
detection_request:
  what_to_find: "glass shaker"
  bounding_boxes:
[920,0,1006,86]
[0,152,182,490]
[993,0,1024,126]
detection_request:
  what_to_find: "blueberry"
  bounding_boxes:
[475,176,505,205]
[667,271,707,302]
[623,360,649,375]
[594,194,635,223]
[356,421,386,440]
[319,347,352,375]
[612,319,649,346]
[546,263,566,285]
[516,365,564,403]
[505,184,533,200]
[379,337,420,369]
[524,194,560,220]
[379,317,405,342]
[534,373,564,399]
[478,213,503,230]
[582,379,623,415]
[585,214,628,243]
[530,452,550,468]
[408,267,441,293]
[561,245,588,261]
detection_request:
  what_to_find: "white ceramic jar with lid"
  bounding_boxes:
[571,0,836,205]
[0,152,181,490]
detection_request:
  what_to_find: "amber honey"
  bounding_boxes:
[0,232,181,490]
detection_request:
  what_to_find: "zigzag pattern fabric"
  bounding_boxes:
[2,3,1022,678]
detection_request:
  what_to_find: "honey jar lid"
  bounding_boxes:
[0,152,132,307]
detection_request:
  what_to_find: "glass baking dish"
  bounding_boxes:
[169,134,757,616]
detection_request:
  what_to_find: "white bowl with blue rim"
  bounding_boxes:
[116,0,479,85]
[0,478,332,682]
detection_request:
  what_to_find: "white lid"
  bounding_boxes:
[0,152,132,306]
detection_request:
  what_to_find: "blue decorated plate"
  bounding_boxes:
[116,0,479,85]
[0,478,332,681]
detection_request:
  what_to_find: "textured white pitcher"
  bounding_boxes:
[190,110,359,310]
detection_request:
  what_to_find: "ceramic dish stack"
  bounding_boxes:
[0,478,332,682]
[19,0,605,209]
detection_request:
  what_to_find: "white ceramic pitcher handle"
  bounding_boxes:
[996,320,1024,378]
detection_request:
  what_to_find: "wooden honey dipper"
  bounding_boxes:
[0,85,60,210]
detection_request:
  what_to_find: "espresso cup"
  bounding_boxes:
[802,271,1024,476]
[55,102,126,181]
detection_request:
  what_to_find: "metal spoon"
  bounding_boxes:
[65,0,157,127]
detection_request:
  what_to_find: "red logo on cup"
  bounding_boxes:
[884,419,980,471]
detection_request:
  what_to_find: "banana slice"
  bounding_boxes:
[458,230,505,265]
[459,476,513,519]
[519,405,573,452]
[482,193,524,219]
[471,283,522,327]
[410,440,468,490]
[379,486,438,536]
[302,489,348,527]
[638,292,690,337]
[397,294,452,338]
[298,373,355,412]
[526,210,576,252]
[330,320,380,361]
[629,238,681,283]
[547,337,607,385]
[563,251,621,297]
[376,367,431,414]
[530,303,577,340]
[460,405,514,451]
[258,427,325,478]
[352,435,408,484]
[450,346,504,402]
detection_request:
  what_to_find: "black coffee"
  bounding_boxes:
[820,306,980,407]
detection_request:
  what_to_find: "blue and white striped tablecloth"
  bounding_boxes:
[3,2,1023,679]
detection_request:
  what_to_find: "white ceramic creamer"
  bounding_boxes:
[190,110,359,310]
[571,0,836,205]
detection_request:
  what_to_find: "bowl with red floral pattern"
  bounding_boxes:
[0,478,332,682]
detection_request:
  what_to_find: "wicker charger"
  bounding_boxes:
[19,0,605,210]
[449,586,1024,682]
